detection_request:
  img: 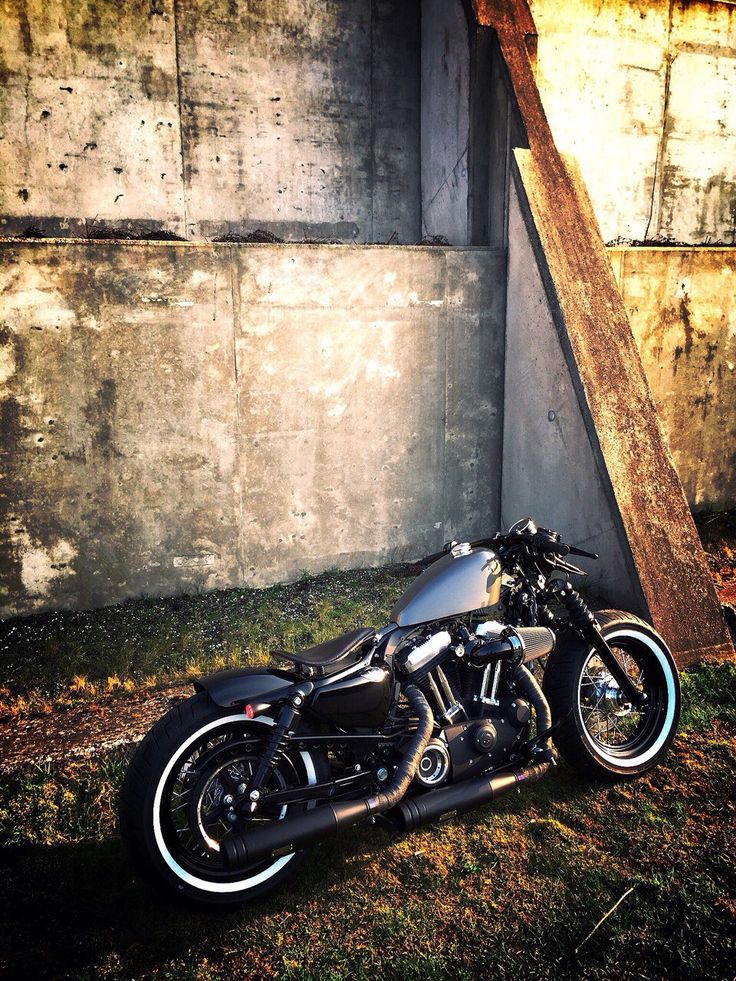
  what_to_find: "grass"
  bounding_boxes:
[0,565,414,718]
[1,521,735,979]
[0,665,734,979]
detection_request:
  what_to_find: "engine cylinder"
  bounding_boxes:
[401,631,452,675]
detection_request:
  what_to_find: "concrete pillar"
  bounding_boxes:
[420,0,471,245]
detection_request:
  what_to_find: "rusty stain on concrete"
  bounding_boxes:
[611,245,736,511]
[527,0,736,245]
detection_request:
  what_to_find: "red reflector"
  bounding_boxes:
[244,703,255,719]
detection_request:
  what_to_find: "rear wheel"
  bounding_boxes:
[120,691,328,905]
[543,610,681,780]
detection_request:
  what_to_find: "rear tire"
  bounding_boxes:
[120,691,328,906]
[543,610,681,780]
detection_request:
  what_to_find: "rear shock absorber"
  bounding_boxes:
[247,686,312,798]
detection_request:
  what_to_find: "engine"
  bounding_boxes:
[395,622,552,787]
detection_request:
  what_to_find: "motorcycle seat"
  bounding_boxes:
[276,627,375,675]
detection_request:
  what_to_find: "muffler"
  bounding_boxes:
[221,684,433,870]
[390,759,549,831]
[221,665,554,870]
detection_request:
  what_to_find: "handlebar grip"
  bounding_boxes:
[568,545,599,559]
[539,540,570,555]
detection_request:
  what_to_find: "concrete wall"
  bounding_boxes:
[610,246,736,511]
[529,0,736,244]
[7,0,736,248]
[421,0,471,245]
[0,0,421,243]
[503,179,640,608]
[0,241,505,616]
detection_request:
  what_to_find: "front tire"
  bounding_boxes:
[543,610,681,780]
[120,691,328,906]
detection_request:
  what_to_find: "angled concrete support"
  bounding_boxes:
[475,0,732,665]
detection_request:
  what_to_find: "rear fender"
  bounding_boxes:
[195,665,301,711]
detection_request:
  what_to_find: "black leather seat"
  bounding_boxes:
[277,627,375,674]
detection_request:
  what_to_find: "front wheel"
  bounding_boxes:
[543,610,681,780]
[119,691,328,906]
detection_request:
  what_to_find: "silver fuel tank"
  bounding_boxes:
[390,545,502,627]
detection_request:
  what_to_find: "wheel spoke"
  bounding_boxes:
[160,724,306,881]
[578,641,661,753]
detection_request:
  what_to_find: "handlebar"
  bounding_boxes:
[536,540,598,559]
[417,524,598,571]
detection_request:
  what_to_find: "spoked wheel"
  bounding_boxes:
[120,692,328,905]
[543,610,680,779]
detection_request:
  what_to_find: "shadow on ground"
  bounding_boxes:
[0,772,600,980]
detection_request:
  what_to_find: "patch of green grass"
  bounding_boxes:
[680,658,736,732]
[0,750,128,846]
[0,565,414,705]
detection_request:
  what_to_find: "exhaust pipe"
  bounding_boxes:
[392,661,554,831]
[391,759,549,831]
[221,684,434,870]
[221,665,554,870]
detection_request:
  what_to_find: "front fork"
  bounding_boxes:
[550,581,647,707]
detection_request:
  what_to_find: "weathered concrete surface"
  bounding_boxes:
[474,0,732,665]
[179,0,421,243]
[0,0,185,238]
[0,242,505,616]
[610,246,736,511]
[528,0,736,244]
[232,245,505,584]
[421,0,471,245]
[4,0,736,247]
[0,0,421,244]
[503,180,639,607]
[0,241,242,615]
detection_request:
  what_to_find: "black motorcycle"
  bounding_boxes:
[120,518,680,905]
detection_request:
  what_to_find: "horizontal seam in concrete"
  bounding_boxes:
[0,239,506,253]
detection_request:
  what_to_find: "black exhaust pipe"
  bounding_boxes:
[391,759,549,831]
[221,684,434,870]
[391,662,554,831]
[221,665,554,870]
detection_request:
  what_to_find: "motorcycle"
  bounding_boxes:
[120,518,680,905]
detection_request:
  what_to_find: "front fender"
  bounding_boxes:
[195,665,301,710]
